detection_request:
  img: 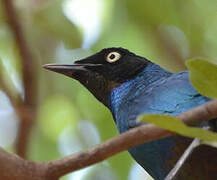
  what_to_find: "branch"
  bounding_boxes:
[44,124,171,178]
[0,100,217,180]
[2,0,37,158]
[0,147,45,180]
[0,122,170,180]
[0,99,216,180]
[44,99,217,178]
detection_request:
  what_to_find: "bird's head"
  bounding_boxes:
[43,47,148,106]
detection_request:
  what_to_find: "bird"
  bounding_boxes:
[44,47,217,180]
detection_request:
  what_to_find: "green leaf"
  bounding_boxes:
[138,114,217,142]
[186,59,217,98]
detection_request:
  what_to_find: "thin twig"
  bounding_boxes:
[165,138,201,180]
[2,0,36,104]
[2,0,37,158]
[165,127,211,180]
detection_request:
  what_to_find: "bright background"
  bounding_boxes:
[1,0,217,179]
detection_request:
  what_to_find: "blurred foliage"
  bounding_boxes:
[0,25,23,97]
[0,2,5,24]
[0,0,217,180]
[37,95,79,141]
[32,0,82,49]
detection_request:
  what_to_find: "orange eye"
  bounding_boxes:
[106,52,121,63]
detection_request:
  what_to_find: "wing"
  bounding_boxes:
[121,71,211,128]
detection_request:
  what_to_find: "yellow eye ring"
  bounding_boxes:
[106,52,121,63]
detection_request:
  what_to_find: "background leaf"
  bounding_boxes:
[186,59,217,98]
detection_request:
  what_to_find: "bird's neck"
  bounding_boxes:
[108,62,172,116]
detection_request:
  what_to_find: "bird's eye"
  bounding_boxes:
[106,52,121,63]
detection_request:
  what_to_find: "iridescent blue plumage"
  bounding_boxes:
[45,47,217,180]
[109,63,211,180]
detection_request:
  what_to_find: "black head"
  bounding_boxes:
[43,47,148,106]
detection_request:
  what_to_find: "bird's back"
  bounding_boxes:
[109,64,217,180]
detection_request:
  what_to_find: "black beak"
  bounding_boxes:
[43,63,101,77]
